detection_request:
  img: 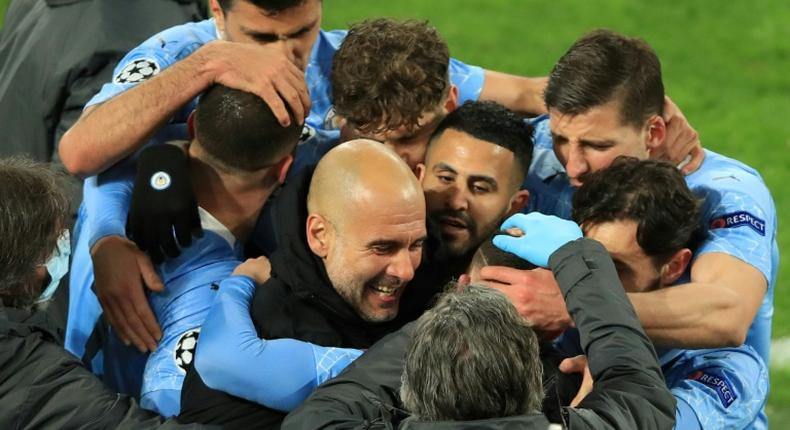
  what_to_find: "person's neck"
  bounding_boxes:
[187,142,278,242]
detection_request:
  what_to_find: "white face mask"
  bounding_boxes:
[35,230,71,304]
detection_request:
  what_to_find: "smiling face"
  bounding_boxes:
[212,0,321,70]
[422,128,528,259]
[549,100,664,187]
[321,196,427,323]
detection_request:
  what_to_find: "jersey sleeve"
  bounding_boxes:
[85,20,214,119]
[693,173,776,285]
[449,58,486,104]
[665,347,768,429]
[194,275,363,412]
[82,157,136,248]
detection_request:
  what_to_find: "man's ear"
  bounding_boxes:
[659,248,692,286]
[443,85,459,113]
[210,0,227,39]
[506,189,530,217]
[274,154,294,184]
[645,115,667,154]
[306,214,330,258]
[413,163,426,181]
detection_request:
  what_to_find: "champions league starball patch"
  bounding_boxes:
[113,58,161,84]
[150,171,172,191]
[709,211,766,236]
[174,328,201,373]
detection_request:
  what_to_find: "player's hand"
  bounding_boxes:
[232,256,272,285]
[127,143,202,264]
[560,355,593,407]
[91,236,163,352]
[204,40,310,127]
[650,96,704,175]
[493,213,583,268]
[479,266,573,332]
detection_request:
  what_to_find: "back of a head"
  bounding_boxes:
[0,157,69,307]
[194,84,302,172]
[401,284,543,421]
[216,0,305,14]
[544,29,665,127]
[431,101,534,185]
[332,18,450,134]
[572,156,704,259]
[468,235,538,280]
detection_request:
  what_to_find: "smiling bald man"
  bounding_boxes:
[178,139,427,428]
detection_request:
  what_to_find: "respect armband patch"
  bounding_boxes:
[687,370,738,408]
[113,58,161,84]
[708,211,766,236]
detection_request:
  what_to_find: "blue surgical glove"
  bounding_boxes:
[493,213,583,267]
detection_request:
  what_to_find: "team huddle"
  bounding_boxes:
[0,0,779,429]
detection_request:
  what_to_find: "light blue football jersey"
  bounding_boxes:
[524,115,779,366]
[659,346,768,429]
[87,18,486,176]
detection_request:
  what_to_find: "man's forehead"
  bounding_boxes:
[548,102,638,137]
[585,220,646,256]
[428,130,514,172]
[354,110,443,140]
[229,0,319,30]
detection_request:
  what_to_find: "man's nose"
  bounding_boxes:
[387,249,416,282]
[273,38,298,65]
[446,185,469,211]
[566,148,589,183]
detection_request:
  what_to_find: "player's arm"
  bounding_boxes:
[59,40,309,177]
[479,70,547,116]
[82,156,164,352]
[628,253,765,348]
[195,261,362,412]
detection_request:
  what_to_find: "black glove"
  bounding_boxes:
[127,143,202,263]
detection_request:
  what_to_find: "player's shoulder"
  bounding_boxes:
[687,149,767,193]
[687,149,775,217]
[131,18,217,61]
[310,29,347,63]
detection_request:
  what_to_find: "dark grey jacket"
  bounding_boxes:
[0,0,205,214]
[282,239,676,430]
[0,306,209,429]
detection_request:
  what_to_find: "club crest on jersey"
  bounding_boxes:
[174,328,201,373]
[709,211,765,236]
[150,171,171,191]
[114,58,160,84]
[687,370,737,408]
[300,124,316,144]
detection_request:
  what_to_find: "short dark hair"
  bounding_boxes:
[0,157,69,307]
[217,0,305,14]
[401,284,543,421]
[545,29,665,128]
[469,235,537,275]
[572,157,704,263]
[332,18,450,134]
[194,85,301,172]
[431,101,534,184]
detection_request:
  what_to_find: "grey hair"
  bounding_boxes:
[400,283,543,421]
[0,157,69,307]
